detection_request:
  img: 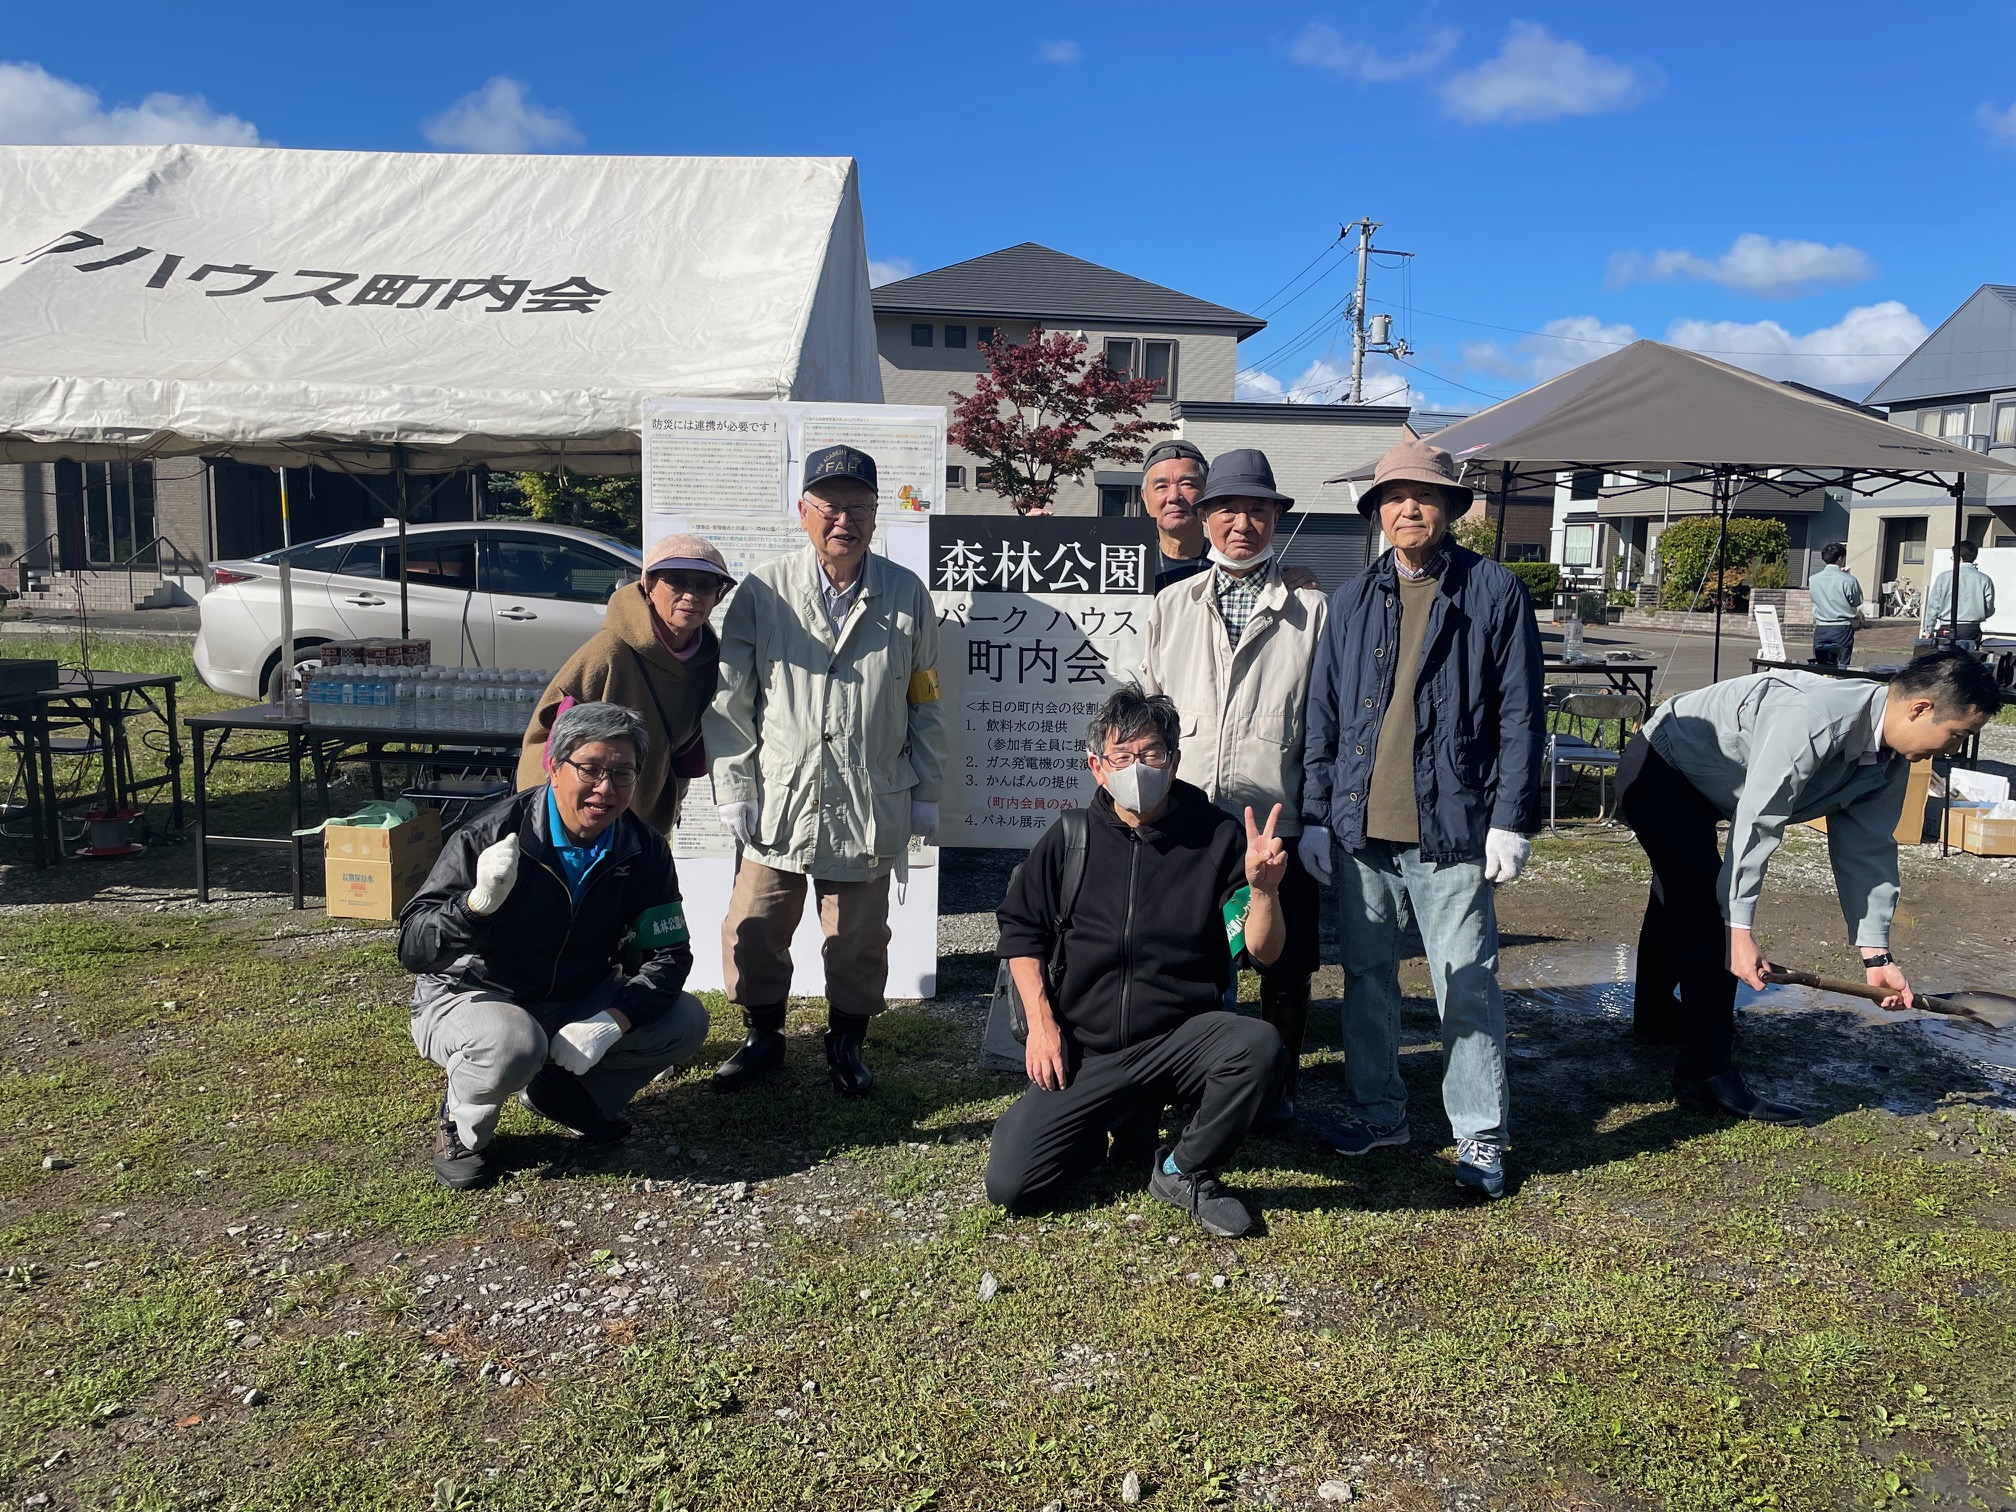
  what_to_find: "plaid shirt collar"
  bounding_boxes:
[1213,562,1268,648]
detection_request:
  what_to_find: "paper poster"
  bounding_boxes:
[800,409,946,518]
[671,512,805,580]
[928,517,1158,846]
[642,408,789,518]
[1754,603,1787,661]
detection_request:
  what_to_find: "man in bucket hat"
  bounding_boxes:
[1141,448,1327,1130]
[1302,438,1545,1198]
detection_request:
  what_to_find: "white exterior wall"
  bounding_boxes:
[1172,411,1409,516]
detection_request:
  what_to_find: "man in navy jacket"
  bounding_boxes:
[1300,439,1545,1199]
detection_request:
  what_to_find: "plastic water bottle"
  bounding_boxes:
[303,670,322,723]
[458,669,485,732]
[392,667,414,730]
[483,669,508,734]
[1564,605,1586,659]
[513,670,540,733]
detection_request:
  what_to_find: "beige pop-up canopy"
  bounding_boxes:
[1330,340,2016,673]
[0,144,882,473]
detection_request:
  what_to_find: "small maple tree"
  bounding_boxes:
[948,326,1172,515]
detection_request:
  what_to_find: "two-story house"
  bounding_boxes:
[1861,285,2016,603]
[872,242,1413,581]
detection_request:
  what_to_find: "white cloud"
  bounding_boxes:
[1038,40,1084,66]
[1237,355,1432,409]
[421,77,582,154]
[1290,23,1460,83]
[1608,233,1874,298]
[1441,23,1650,125]
[1665,301,1929,388]
[868,258,914,288]
[0,60,261,145]
[1979,101,2016,143]
[1463,315,1639,384]
[1236,369,1285,400]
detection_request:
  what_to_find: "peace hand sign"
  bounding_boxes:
[1244,804,1287,894]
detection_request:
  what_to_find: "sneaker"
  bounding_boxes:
[1454,1138,1506,1199]
[1321,1115,1411,1157]
[431,1101,493,1190]
[1148,1147,1257,1238]
[517,1067,631,1145]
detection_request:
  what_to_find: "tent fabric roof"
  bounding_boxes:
[0,145,881,472]
[1863,284,2016,409]
[1330,340,2016,484]
[871,242,1266,338]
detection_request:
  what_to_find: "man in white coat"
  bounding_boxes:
[704,445,946,1096]
[1141,447,1328,1127]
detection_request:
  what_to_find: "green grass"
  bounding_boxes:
[1,901,2013,1510]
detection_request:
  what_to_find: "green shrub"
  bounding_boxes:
[1748,555,1790,591]
[1451,514,1499,557]
[1654,515,1789,608]
[1608,589,1637,609]
[1506,561,1561,604]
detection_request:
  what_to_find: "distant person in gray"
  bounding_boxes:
[1806,542,1863,667]
[1922,540,1998,648]
[1615,651,2000,1124]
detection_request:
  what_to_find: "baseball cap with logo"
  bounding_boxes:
[802,444,879,496]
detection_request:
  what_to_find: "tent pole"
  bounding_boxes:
[1710,467,1733,683]
[1491,462,1511,561]
[394,449,411,640]
[275,467,295,709]
[1949,473,1966,643]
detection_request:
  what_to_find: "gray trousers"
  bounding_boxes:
[410,972,710,1148]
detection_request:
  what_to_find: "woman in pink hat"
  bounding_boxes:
[517,533,734,833]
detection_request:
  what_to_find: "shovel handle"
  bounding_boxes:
[1762,968,1984,1024]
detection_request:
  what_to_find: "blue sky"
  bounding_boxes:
[7,1,2016,412]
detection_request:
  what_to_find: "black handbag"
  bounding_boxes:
[990,809,1088,1043]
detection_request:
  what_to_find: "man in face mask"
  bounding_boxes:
[985,685,1291,1238]
[1140,447,1327,1127]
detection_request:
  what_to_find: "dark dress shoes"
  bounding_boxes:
[1675,1069,1804,1124]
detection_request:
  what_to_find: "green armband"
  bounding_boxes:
[632,902,690,951]
[1221,886,1252,957]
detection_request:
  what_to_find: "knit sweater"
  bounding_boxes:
[515,582,719,834]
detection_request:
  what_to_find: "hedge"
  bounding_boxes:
[1506,561,1562,604]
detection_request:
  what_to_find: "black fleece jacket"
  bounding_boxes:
[996,782,1248,1056]
[396,787,693,1026]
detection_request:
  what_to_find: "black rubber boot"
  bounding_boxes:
[1675,1068,1805,1124]
[824,1011,874,1098]
[711,1005,787,1092]
[1256,977,1311,1131]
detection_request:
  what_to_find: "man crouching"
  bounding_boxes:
[399,700,710,1189]
[984,685,1291,1238]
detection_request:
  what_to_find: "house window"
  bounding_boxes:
[978,325,998,346]
[910,323,933,347]
[1902,540,1926,565]
[1503,542,1546,563]
[976,466,995,489]
[1099,486,1141,518]
[1995,402,2016,445]
[945,465,966,491]
[944,325,967,350]
[1569,471,1603,500]
[1940,407,1969,439]
[72,461,157,567]
[1104,338,1136,377]
[1563,523,1596,567]
[1142,340,1177,400]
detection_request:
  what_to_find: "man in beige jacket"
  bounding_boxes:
[1141,448,1327,1127]
[703,445,946,1098]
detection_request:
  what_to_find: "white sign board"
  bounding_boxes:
[1754,603,1787,661]
[642,397,946,999]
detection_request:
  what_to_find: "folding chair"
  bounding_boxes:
[1547,692,1645,829]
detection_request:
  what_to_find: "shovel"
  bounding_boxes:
[1762,968,2016,1030]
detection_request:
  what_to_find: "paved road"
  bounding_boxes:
[1542,616,1927,699]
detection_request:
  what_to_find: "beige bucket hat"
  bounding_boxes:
[1358,438,1474,518]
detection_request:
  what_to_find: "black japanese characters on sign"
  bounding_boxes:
[4,229,611,314]
[927,516,1157,596]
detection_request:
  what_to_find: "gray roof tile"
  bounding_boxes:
[871,242,1265,338]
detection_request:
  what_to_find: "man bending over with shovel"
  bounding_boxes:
[1617,649,2001,1122]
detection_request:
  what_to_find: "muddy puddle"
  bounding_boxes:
[1501,941,2016,1083]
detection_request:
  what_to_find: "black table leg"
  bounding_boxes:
[193,726,214,901]
[289,726,305,911]
[165,680,183,832]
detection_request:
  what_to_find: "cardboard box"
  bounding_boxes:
[323,807,443,921]
[1958,808,2016,857]
[1805,759,1934,845]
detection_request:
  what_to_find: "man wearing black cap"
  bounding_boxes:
[1141,447,1327,1127]
[704,444,946,1097]
[1145,440,1317,594]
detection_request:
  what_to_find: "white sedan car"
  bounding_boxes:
[194,520,642,699]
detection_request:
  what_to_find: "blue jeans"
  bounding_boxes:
[1334,839,1509,1146]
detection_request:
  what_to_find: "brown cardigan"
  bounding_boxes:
[516,582,719,834]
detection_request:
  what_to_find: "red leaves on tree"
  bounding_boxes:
[947,326,1172,515]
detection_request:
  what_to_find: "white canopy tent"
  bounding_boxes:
[0,144,882,472]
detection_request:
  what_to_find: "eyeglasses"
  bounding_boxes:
[561,758,639,790]
[1098,746,1172,770]
[804,496,879,521]
[652,572,724,600]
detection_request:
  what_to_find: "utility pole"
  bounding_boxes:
[1344,216,1413,404]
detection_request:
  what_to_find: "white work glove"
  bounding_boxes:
[1483,827,1531,885]
[718,802,759,847]
[548,1010,624,1075]
[1296,825,1333,883]
[465,834,520,917]
[910,799,940,845]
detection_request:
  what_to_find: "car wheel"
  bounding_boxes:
[262,642,329,704]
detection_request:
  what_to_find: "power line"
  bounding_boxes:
[1247,234,1348,318]
[1372,300,1919,361]
[1394,355,1506,403]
